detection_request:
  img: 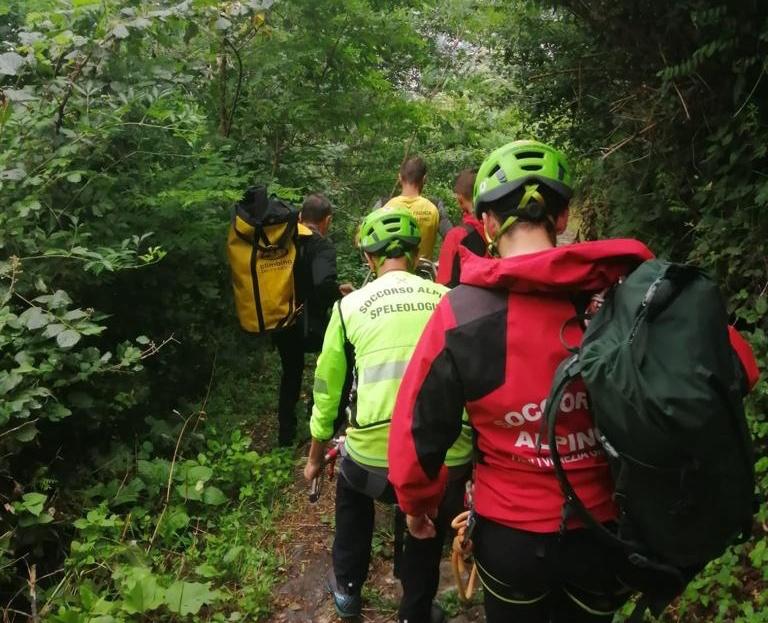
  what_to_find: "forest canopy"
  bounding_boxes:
[0,0,765,621]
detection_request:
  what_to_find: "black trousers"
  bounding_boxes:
[333,458,468,623]
[271,324,305,445]
[473,516,632,623]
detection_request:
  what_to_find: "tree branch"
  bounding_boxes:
[601,122,657,159]
[317,17,351,89]
[54,46,96,135]
[217,37,229,136]
[224,38,244,137]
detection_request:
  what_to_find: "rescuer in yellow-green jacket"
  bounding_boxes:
[304,206,472,623]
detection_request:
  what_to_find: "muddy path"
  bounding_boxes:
[265,460,485,623]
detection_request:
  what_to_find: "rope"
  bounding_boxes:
[450,511,478,603]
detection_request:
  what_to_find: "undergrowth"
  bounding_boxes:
[31,346,295,622]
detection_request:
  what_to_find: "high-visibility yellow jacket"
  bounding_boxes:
[310,270,472,468]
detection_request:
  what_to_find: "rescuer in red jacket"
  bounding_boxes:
[387,140,759,623]
[435,169,487,287]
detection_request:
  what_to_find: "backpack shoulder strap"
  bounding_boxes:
[544,355,687,582]
[333,300,357,434]
[447,227,488,288]
[253,212,298,253]
[460,227,487,257]
[543,354,631,545]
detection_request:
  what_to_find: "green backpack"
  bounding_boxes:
[543,259,755,620]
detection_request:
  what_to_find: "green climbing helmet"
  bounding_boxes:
[473,140,573,218]
[359,205,421,258]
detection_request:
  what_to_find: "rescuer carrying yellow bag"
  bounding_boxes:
[227,186,312,334]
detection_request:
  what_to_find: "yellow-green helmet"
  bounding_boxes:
[473,140,573,217]
[359,206,421,258]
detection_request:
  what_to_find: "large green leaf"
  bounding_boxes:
[120,572,164,614]
[18,492,46,516]
[56,330,82,349]
[164,581,219,615]
[0,52,24,76]
[202,486,227,506]
[176,463,213,484]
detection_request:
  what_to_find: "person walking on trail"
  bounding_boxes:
[273,193,353,446]
[303,206,472,623]
[388,140,761,622]
[387,139,759,623]
[384,157,442,261]
[436,169,487,287]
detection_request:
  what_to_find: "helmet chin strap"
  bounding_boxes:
[485,215,518,257]
[373,242,417,273]
[485,184,548,257]
[519,183,544,210]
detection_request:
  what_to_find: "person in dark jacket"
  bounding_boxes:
[273,193,353,446]
[436,169,487,287]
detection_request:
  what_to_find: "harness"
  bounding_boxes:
[450,480,478,603]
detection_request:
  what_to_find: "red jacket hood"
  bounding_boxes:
[459,239,654,293]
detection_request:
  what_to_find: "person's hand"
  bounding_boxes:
[406,513,436,539]
[339,283,355,296]
[304,459,323,482]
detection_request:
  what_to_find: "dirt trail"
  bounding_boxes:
[265,461,484,623]
[260,231,583,622]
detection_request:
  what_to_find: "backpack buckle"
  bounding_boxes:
[564,354,582,378]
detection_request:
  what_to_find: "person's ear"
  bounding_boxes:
[482,212,499,240]
[298,213,305,223]
[323,214,332,232]
[554,207,569,235]
[458,195,472,214]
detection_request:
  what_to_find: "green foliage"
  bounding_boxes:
[487,0,768,619]
[0,0,465,614]
[437,587,484,619]
[46,360,293,622]
[1,0,765,619]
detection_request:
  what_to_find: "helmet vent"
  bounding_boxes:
[558,163,567,180]
[515,150,544,160]
[521,164,541,171]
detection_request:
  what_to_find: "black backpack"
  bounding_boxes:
[543,260,756,620]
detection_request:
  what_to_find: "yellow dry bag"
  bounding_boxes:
[227,186,312,334]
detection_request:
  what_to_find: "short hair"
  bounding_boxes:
[301,193,332,224]
[454,169,476,200]
[399,157,427,185]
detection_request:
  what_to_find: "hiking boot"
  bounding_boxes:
[430,603,446,623]
[276,426,296,447]
[399,602,446,623]
[326,572,361,619]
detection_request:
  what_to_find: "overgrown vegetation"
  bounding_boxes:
[474,1,767,620]
[0,0,765,620]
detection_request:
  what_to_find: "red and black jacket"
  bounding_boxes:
[390,240,657,532]
[436,214,487,288]
[389,239,759,533]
